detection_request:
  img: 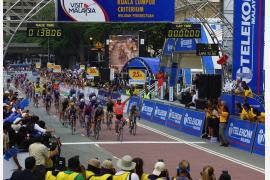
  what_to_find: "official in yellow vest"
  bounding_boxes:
[56,156,84,180]
[86,158,101,180]
[242,103,256,121]
[143,89,151,99]
[46,158,66,180]
[114,155,139,180]
[219,102,230,147]
[148,161,167,180]
[89,159,115,180]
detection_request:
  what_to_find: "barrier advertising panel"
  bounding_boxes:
[166,105,183,131]
[226,118,256,152]
[179,108,205,137]
[140,100,155,120]
[152,102,169,125]
[127,96,141,113]
[57,0,175,22]
[233,0,265,94]
[252,123,265,156]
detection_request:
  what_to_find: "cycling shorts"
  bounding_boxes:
[115,114,123,121]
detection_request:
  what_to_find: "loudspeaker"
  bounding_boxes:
[197,74,222,100]
[195,99,208,110]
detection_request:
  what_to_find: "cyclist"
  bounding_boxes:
[84,102,93,137]
[54,90,60,111]
[114,97,131,135]
[45,92,52,113]
[106,96,114,127]
[6,77,11,89]
[129,105,139,131]
[68,102,77,133]
[78,99,86,128]
[34,83,42,107]
[60,97,69,125]
[93,104,104,136]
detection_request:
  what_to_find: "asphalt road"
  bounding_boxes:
[9,83,265,180]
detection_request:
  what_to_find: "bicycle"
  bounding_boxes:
[33,94,39,108]
[106,111,113,130]
[129,115,137,136]
[117,120,125,142]
[46,100,51,114]
[85,114,92,137]
[70,115,76,135]
[94,118,102,140]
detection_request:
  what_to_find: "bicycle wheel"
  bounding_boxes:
[95,121,100,140]
[133,123,137,136]
[120,126,124,142]
[71,118,74,135]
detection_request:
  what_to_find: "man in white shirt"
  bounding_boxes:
[186,90,197,108]
[114,155,139,180]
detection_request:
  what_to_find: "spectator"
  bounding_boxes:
[85,158,101,179]
[10,156,39,180]
[89,159,115,180]
[56,156,85,180]
[218,102,230,147]
[133,157,149,180]
[241,103,256,121]
[205,104,219,141]
[29,136,59,178]
[45,157,66,180]
[218,170,231,180]
[185,90,196,108]
[143,88,151,99]
[241,81,253,99]
[252,109,265,123]
[200,165,216,180]
[114,155,139,180]
[148,161,169,180]
[173,160,192,180]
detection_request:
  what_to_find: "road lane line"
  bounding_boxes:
[62,141,206,145]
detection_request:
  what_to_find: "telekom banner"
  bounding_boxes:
[56,0,174,22]
[233,0,265,94]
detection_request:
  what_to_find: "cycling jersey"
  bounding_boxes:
[78,102,85,110]
[70,108,77,117]
[85,105,92,116]
[114,102,125,115]
[107,101,114,112]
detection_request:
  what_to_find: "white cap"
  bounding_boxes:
[152,162,166,176]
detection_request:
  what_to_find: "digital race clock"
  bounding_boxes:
[26,23,63,37]
[166,23,201,38]
[196,43,219,56]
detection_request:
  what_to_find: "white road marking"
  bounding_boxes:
[62,141,206,145]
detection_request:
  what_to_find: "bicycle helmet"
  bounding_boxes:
[80,99,85,102]
[91,96,97,101]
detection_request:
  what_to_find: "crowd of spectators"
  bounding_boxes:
[9,154,232,180]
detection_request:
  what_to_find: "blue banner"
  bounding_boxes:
[179,108,205,137]
[226,118,256,152]
[252,123,265,156]
[152,102,169,125]
[140,100,155,120]
[127,96,141,113]
[234,95,265,113]
[233,0,265,94]
[57,0,174,22]
[175,38,196,52]
[98,90,120,105]
[162,38,175,56]
[166,105,183,131]
[169,62,178,87]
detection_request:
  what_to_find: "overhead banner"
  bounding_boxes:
[57,0,175,22]
[47,62,54,69]
[80,64,86,70]
[87,67,99,76]
[129,69,146,85]
[233,0,265,94]
[53,65,62,73]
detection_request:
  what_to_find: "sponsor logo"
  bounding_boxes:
[228,122,253,144]
[142,103,153,116]
[61,0,106,21]
[236,0,256,84]
[183,113,202,131]
[257,129,265,146]
[154,106,167,120]
[168,109,182,124]
[180,39,192,48]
